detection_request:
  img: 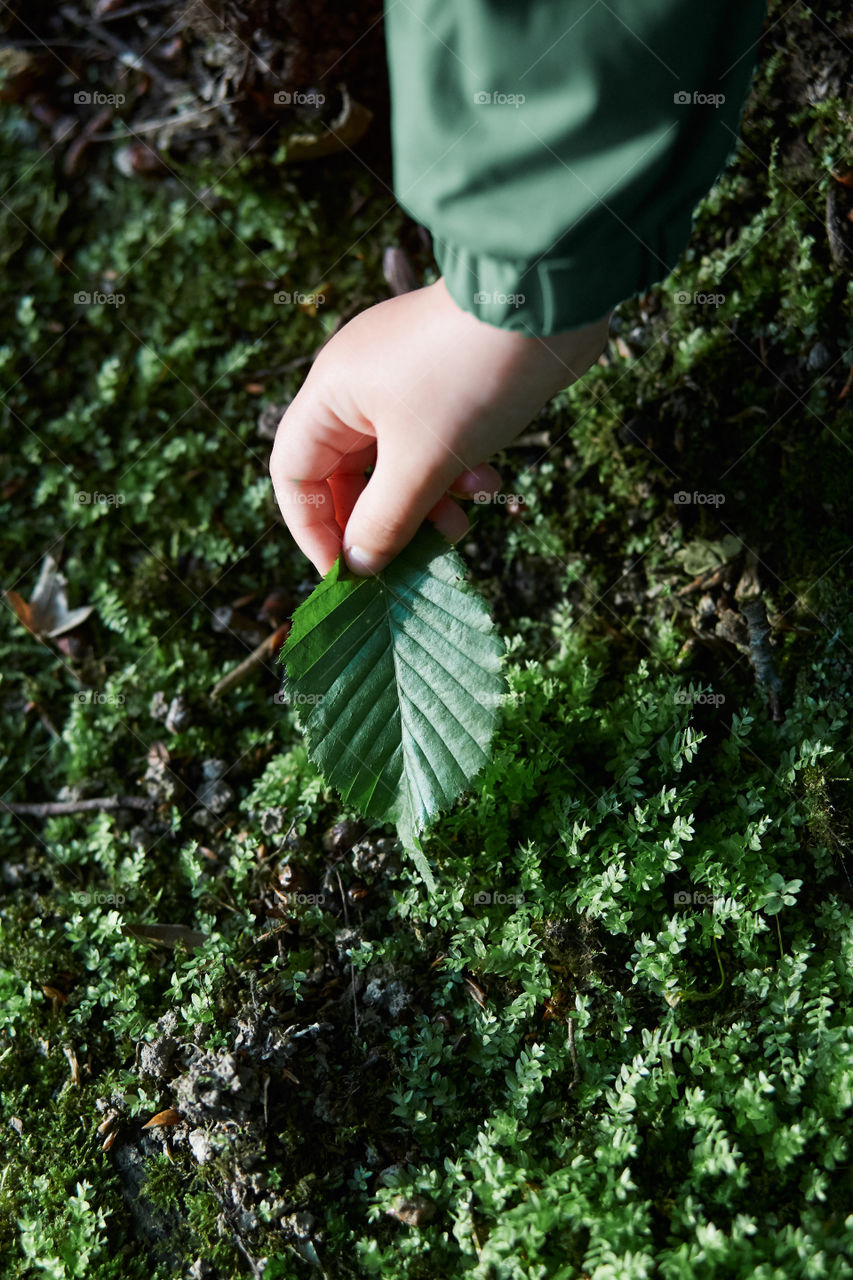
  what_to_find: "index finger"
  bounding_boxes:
[269,398,375,576]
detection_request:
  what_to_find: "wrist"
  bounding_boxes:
[432,277,608,404]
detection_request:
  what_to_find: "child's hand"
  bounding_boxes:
[270,278,609,576]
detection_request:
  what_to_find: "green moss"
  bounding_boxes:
[2,1,853,1273]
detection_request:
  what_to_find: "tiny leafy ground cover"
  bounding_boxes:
[1,3,853,1277]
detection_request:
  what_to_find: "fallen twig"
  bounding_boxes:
[98,0,173,20]
[567,1016,581,1088]
[1,796,155,817]
[60,3,181,90]
[87,99,242,139]
[677,563,733,597]
[210,623,290,700]
[508,430,552,448]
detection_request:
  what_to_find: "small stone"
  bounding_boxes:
[384,982,411,1018]
[192,778,234,827]
[188,1128,213,1164]
[385,1194,437,1227]
[334,927,360,963]
[164,695,191,734]
[172,1047,260,1125]
[149,691,169,721]
[217,1054,238,1084]
[362,978,411,1020]
[277,861,312,895]
[188,1259,215,1280]
[256,402,289,441]
[321,818,362,854]
[138,1035,179,1081]
[362,980,383,1008]
[283,1210,318,1239]
[351,837,397,878]
[807,341,831,372]
[143,742,182,803]
[696,593,717,626]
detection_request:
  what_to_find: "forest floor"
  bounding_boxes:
[1,2,853,1277]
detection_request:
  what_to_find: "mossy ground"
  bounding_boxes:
[1,4,853,1277]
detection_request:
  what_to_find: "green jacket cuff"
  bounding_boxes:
[434,194,697,336]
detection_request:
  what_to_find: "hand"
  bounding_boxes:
[270,278,610,577]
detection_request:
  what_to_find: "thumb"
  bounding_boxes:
[342,439,461,576]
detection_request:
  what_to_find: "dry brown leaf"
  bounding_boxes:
[63,1045,81,1085]
[465,978,487,1009]
[383,247,417,296]
[41,984,68,1003]
[5,554,94,640]
[141,1107,183,1129]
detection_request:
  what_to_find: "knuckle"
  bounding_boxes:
[359,509,412,550]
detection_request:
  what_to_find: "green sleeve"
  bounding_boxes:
[383,0,766,335]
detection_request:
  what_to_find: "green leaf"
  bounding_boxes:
[280,527,506,887]
[674,534,742,577]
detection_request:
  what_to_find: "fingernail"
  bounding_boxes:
[344,544,378,576]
